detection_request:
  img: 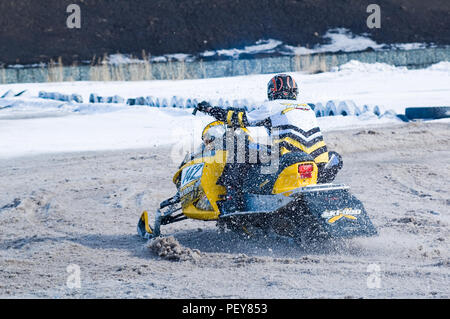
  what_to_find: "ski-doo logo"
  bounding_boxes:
[280,103,311,114]
[321,208,362,224]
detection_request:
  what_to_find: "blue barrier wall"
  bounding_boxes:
[1,47,449,84]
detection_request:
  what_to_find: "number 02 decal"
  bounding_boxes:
[181,163,204,187]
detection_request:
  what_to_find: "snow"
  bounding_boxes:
[2,122,449,298]
[107,54,145,65]
[332,60,407,73]
[215,39,283,59]
[165,53,194,62]
[313,28,385,53]
[0,107,206,158]
[427,61,450,72]
[110,28,439,62]
[0,61,448,158]
[198,28,388,59]
[150,56,168,63]
[200,51,216,57]
[392,42,429,50]
[282,46,314,56]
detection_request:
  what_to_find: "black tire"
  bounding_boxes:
[221,217,255,238]
[292,212,330,245]
[405,107,450,120]
[307,103,315,111]
[395,114,410,122]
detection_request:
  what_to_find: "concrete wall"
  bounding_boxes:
[1,47,449,84]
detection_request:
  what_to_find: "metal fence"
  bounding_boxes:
[1,47,449,84]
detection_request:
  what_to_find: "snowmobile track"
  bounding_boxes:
[0,121,449,298]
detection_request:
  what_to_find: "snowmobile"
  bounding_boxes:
[137,106,377,242]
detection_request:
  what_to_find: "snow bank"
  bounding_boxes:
[0,104,404,159]
[215,39,283,59]
[313,28,385,53]
[427,61,450,72]
[333,60,407,73]
[0,60,448,158]
[201,28,386,60]
[107,54,146,65]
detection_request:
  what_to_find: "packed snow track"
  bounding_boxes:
[0,121,449,298]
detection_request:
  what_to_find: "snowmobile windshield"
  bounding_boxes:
[180,143,217,167]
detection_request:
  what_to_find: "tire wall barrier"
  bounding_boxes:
[7,89,449,120]
[34,90,400,119]
[405,107,450,120]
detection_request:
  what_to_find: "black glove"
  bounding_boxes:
[197,101,212,113]
[211,107,249,128]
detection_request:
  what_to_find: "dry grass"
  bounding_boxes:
[47,57,64,82]
[294,52,331,73]
[175,60,187,80]
[142,50,153,81]
[198,59,207,79]
[0,66,6,84]
[160,59,189,81]
[0,51,343,84]
[88,51,154,82]
[0,57,216,84]
[111,63,126,81]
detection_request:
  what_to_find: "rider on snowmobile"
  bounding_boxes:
[197,74,342,212]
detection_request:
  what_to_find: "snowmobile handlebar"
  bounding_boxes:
[194,102,269,128]
[193,101,211,116]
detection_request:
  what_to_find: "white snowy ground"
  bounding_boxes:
[0,60,449,299]
[0,61,449,159]
[0,122,449,298]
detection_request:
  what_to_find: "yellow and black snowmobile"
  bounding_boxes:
[137,106,377,242]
